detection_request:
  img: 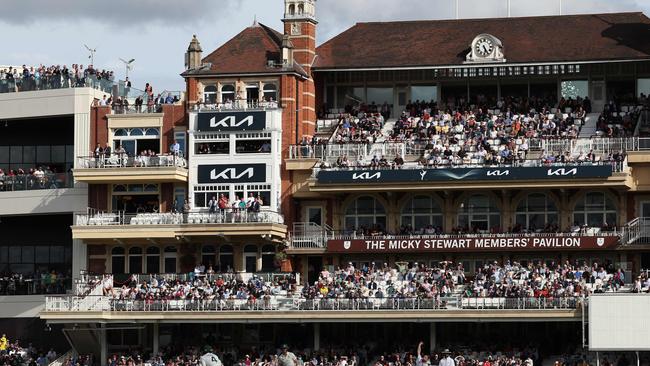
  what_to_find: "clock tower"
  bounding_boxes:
[282,0,317,74]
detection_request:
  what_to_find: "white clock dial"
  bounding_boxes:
[475,38,494,57]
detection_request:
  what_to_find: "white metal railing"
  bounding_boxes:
[76,154,187,169]
[291,222,333,249]
[191,100,279,112]
[621,217,650,245]
[75,209,284,227]
[43,295,584,313]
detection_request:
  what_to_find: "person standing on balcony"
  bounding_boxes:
[208,196,218,214]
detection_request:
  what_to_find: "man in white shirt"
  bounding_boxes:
[439,350,455,366]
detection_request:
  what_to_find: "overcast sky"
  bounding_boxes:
[1,0,648,92]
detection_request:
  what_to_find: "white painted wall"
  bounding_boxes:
[0,188,87,215]
[0,87,104,120]
[0,296,45,318]
[188,109,283,211]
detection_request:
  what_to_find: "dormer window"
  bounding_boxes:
[203,85,217,104]
[288,4,295,15]
[221,84,235,103]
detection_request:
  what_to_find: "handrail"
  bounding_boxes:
[44,295,584,313]
[190,100,279,112]
[75,209,285,226]
[76,154,187,169]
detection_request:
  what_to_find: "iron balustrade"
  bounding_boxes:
[76,154,187,169]
[0,172,74,192]
[43,295,584,312]
[0,74,113,94]
[75,209,285,226]
[190,100,279,112]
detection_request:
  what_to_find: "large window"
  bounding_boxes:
[203,85,217,104]
[344,196,386,233]
[0,144,74,174]
[366,87,393,105]
[457,195,500,232]
[561,80,588,99]
[146,247,160,274]
[128,247,143,274]
[112,128,160,157]
[410,85,437,103]
[261,245,275,272]
[219,245,234,272]
[515,193,558,232]
[111,247,125,275]
[263,84,277,102]
[221,85,235,103]
[163,246,177,274]
[112,184,160,213]
[195,141,229,155]
[401,195,443,232]
[573,192,617,228]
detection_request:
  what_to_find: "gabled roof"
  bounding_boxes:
[187,23,307,77]
[314,12,650,70]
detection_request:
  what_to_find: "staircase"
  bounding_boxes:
[621,217,650,245]
[290,222,332,249]
[578,113,602,138]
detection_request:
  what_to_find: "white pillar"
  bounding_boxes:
[152,323,160,356]
[313,323,320,351]
[429,323,436,353]
[72,238,87,281]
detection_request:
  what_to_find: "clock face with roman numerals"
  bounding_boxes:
[475,38,494,57]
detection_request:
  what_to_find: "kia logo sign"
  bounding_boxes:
[197,111,266,131]
[317,166,612,184]
[547,168,578,176]
[352,172,381,180]
[198,164,266,184]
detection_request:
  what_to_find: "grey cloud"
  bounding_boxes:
[0,0,241,25]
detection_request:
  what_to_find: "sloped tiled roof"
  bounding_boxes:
[314,12,650,69]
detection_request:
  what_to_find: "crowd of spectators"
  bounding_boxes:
[0,64,113,93]
[0,333,66,366]
[97,342,540,366]
[302,262,459,301]
[595,101,642,138]
[463,261,624,298]
[111,273,297,304]
[0,270,70,295]
[0,166,70,191]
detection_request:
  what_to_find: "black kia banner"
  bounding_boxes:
[198,164,267,184]
[197,111,266,131]
[317,165,613,184]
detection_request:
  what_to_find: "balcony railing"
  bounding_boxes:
[0,74,113,94]
[75,209,284,226]
[44,295,584,313]
[76,154,187,169]
[190,100,279,112]
[0,172,74,192]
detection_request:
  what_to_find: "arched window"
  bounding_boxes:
[263,84,277,102]
[573,192,617,228]
[111,247,125,275]
[146,247,160,274]
[113,129,127,137]
[457,194,501,232]
[401,195,443,233]
[130,128,144,136]
[221,85,235,103]
[515,193,558,232]
[297,4,304,14]
[261,245,276,272]
[243,245,258,273]
[202,245,216,268]
[288,4,295,15]
[145,128,160,136]
[163,246,177,274]
[344,196,386,233]
[128,247,143,274]
[219,245,234,273]
[203,85,217,104]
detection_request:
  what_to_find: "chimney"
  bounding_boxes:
[185,34,203,70]
[281,33,294,66]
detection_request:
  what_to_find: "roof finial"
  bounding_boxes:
[252,14,259,27]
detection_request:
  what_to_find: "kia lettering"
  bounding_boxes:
[197,111,266,131]
[197,164,266,184]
